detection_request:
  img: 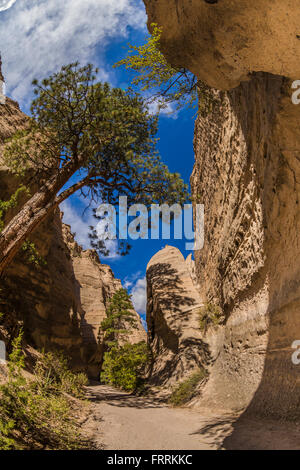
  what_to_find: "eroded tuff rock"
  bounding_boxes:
[0,97,87,370]
[144,1,300,419]
[144,0,300,90]
[0,92,145,377]
[64,224,146,378]
[2,211,145,378]
[146,246,209,386]
[191,74,300,416]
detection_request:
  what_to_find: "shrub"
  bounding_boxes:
[21,240,47,267]
[169,369,207,407]
[101,341,149,392]
[34,350,88,399]
[0,331,89,449]
[198,303,224,333]
[0,186,29,232]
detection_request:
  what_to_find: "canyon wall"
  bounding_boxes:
[144,0,300,418]
[146,246,209,386]
[64,223,146,378]
[0,96,145,378]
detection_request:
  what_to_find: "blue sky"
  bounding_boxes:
[0,0,196,321]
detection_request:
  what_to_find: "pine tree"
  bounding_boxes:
[0,63,188,276]
[100,289,149,392]
[100,288,137,348]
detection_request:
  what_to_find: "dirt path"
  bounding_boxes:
[81,384,300,450]
[82,384,228,450]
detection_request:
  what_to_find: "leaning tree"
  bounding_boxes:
[0,63,188,275]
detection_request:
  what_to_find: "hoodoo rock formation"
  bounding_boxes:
[146,246,208,385]
[143,0,300,90]
[144,0,300,420]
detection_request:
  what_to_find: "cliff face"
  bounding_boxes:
[0,96,145,378]
[64,225,146,378]
[143,0,300,90]
[191,74,300,417]
[144,1,300,418]
[146,246,209,386]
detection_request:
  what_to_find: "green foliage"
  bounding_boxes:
[169,368,207,407]
[3,62,189,257]
[100,289,149,392]
[0,419,15,450]
[0,185,28,232]
[21,240,47,267]
[7,329,25,377]
[0,331,89,450]
[101,342,149,392]
[115,23,215,115]
[34,350,88,399]
[4,63,189,206]
[198,303,224,333]
[100,288,137,348]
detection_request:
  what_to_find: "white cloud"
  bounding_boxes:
[124,270,142,289]
[0,0,17,12]
[147,98,179,119]
[60,198,120,259]
[60,199,93,249]
[130,276,147,315]
[0,0,146,105]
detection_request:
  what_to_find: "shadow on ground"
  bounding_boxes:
[86,383,168,409]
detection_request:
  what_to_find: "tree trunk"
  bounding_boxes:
[0,159,85,277]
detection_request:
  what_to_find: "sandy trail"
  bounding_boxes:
[82,384,300,450]
[82,384,226,450]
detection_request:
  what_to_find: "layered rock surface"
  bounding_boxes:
[144,1,300,419]
[144,0,300,90]
[146,246,208,385]
[64,224,146,378]
[0,93,145,378]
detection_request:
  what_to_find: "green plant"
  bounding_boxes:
[101,341,149,392]
[34,350,88,399]
[100,288,138,348]
[115,23,215,115]
[0,62,188,276]
[0,331,89,449]
[0,185,28,232]
[198,303,224,333]
[169,368,207,407]
[99,289,150,392]
[21,240,47,267]
[0,419,15,450]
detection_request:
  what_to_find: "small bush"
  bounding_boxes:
[0,332,89,450]
[0,186,29,233]
[34,350,88,399]
[101,341,149,392]
[198,303,224,333]
[169,369,207,407]
[21,240,47,267]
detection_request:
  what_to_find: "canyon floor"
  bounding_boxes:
[81,384,300,450]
